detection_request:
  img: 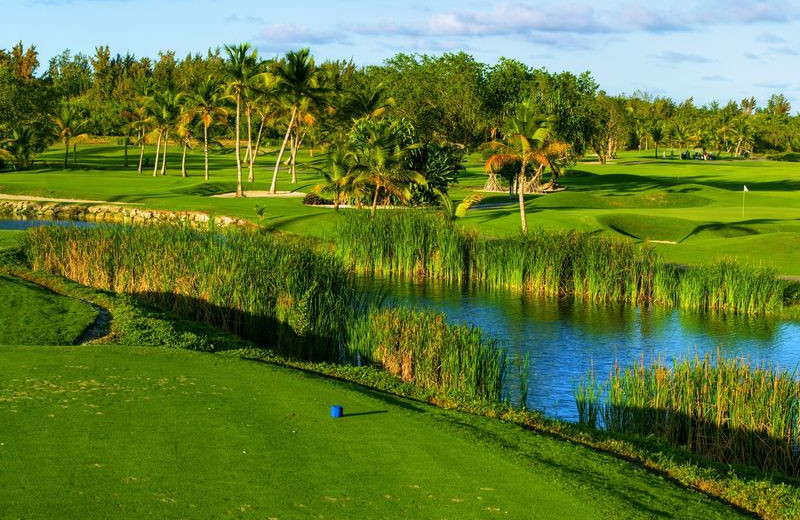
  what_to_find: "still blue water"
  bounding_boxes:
[0,217,95,230]
[372,278,800,421]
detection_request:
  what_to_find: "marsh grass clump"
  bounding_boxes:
[334,210,470,282]
[577,354,800,476]
[21,223,509,403]
[23,224,358,361]
[332,210,792,315]
[345,307,506,401]
[655,260,787,314]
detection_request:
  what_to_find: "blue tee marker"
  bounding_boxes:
[330,405,343,418]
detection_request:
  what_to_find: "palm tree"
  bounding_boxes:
[349,119,425,215]
[670,120,690,156]
[147,87,181,176]
[224,43,259,197]
[269,48,327,194]
[50,103,88,168]
[483,100,551,233]
[133,79,154,173]
[184,76,228,180]
[437,190,484,221]
[0,127,39,170]
[650,123,664,159]
[731,117,754,157]
[313,144,356,211]
[339,81,395,121]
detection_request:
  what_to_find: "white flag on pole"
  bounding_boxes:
[744,185,749,192]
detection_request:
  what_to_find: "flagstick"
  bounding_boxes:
[742,189,746,218]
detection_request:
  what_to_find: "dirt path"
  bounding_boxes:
[212,190,305,198]
[0,193,140,205]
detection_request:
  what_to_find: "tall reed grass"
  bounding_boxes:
[345,307,506,401]
[332,211,792,315]
[24,224,355,361]
[576,354,800,476]
[22,224,509,401]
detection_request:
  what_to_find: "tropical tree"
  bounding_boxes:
[483,100,551,233]
[348,118,425,215]
[731,117,754,157]
[223,43,259,197]
[670,119,690,156]
[269,48,327,194]
[436,190,484,221]
[339,80,395,122]
[147,87,180,176]
[650,123,664,158]
[184,75,228,180]
[0,127,40,169]
[313,143,358,211]
[49,102,88,168]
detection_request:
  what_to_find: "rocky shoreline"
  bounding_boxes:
[0,199,256,228]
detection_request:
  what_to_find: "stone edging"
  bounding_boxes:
[0,199,256,228]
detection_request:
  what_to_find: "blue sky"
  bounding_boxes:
[5,0,800,110]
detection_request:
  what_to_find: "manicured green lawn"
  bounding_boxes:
[0,345,744,519]
[0,274,97,345]
[0,229,22,249]
[2,144,799,273]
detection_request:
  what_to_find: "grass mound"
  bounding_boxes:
[170,181,239,196]
[768,152,800,162]
[0,274,97,345]
[597,213,696,242]
[533,190,713,210]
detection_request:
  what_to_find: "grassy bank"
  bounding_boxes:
[21,224,507,402]
[0,273,97,345]
[332,211,793,315]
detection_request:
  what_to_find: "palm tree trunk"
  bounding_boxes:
[235,91,243,198]
[203,125,209,181]
[270,105,298,194]
[161,130,169,175]
[153,132,162,176]
[63,138,69,168]
[290,125,299,184]
[371,184,381,216]
[245,106,253,182]
[124,137,129,168]
[518,163,528,234]
[249,116,265,182]
[181,143,188,178]
[137,132,145,173]
[73,143,77,164]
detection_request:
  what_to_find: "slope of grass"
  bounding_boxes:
[0,345,746,519]
[0,274,97,345]
[597,213,697,242]
[0,230,23,249]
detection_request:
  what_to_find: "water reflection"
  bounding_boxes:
[0,217,96,231]
[371,277,800,422]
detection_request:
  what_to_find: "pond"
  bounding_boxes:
[0,217,96,231]
[5,217,799,422]
[372,277,800,422]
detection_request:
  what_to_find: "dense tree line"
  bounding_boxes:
[1,41,799,196]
